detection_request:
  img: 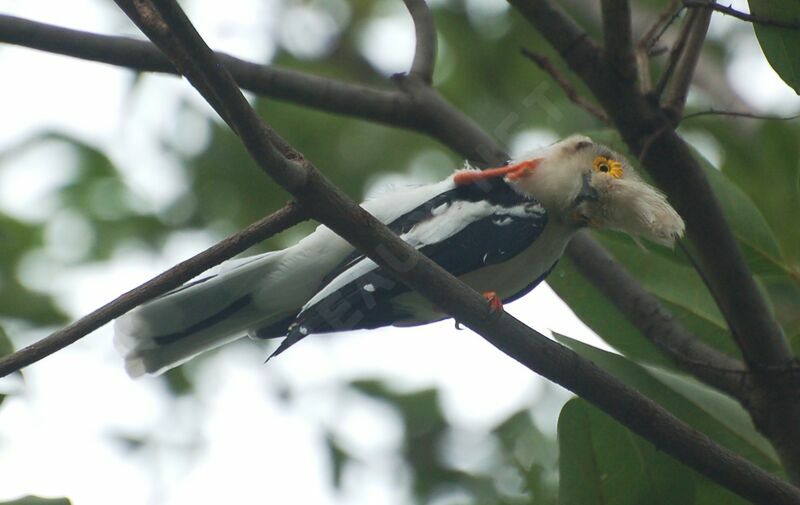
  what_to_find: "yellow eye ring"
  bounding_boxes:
[593,156,624,178]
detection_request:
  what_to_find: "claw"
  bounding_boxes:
[483,291,503,312]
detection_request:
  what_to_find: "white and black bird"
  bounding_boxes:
[115,136,685,376]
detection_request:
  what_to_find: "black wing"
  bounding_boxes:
[265,178,548,358]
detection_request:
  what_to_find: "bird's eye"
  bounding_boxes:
[592,156,624,178]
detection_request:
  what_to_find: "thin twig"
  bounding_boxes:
[682,109,800,122]
[0,203,307,377]
[662,3,713,117]
[641,0,684,54]
[684,0,800,30]
[636,0,682,93]
[521,48,609,123]
[401,0,437,83]
[601,0,636,81]
[654,8,693,97]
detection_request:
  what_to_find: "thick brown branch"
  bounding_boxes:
[0,203,307,377]
[401,0,437,82]
[601,0,637,81]
[106,0,800,502]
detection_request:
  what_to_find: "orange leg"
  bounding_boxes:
[453,159,542,186]
[483,291,503,312]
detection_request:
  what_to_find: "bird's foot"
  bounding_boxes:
[482,291,503,312]
[454,159,541,186]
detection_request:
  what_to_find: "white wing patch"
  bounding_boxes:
[300,198,544,313]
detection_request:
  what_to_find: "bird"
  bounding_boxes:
[114,135,685,376]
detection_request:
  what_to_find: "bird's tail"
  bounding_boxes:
[114,251,292,377]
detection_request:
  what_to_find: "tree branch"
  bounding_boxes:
[662,2,713,117]
[0,8,754,417]
[0,203,307,377]
[0,7,774,400]
[509,0,790,374]
[509,0,800,481]
[601,0,637,81]
[636,0,682,93]
[682,109,800,122]
[521,48,610,123]
[684,0,800,30]
[101,1,800,502]
[401,0,437,83]
[0,15,417,130]
[566,233,748,397]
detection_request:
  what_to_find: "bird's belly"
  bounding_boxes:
[391,223,575,326]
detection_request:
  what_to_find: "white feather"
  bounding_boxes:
[114,176,458,376]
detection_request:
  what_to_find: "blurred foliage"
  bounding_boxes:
[348,380,558,504]
[559,398,696,505]
[0,326,10,408]
[0,498,71,505]
[0,0,799,503]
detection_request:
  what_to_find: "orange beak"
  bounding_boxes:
[454,159,542,186]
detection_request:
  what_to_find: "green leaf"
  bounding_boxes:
[558,398,696,505]
[324,433,350,489]
[748,0,800,94]
[548,229,738,364]
[598,233,738,356]
[700,155,787,277]
[547,257,674,367]
[555,334,781,472]
[494,410,559,502]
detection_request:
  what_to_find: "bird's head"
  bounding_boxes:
[506,135,685,247]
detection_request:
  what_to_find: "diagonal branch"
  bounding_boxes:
[0,12,745,398]
[2,2,785,475]
[0,203,307,377]
[103,1,800,502]
[566,233,747,397]
[401,0,437,83]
